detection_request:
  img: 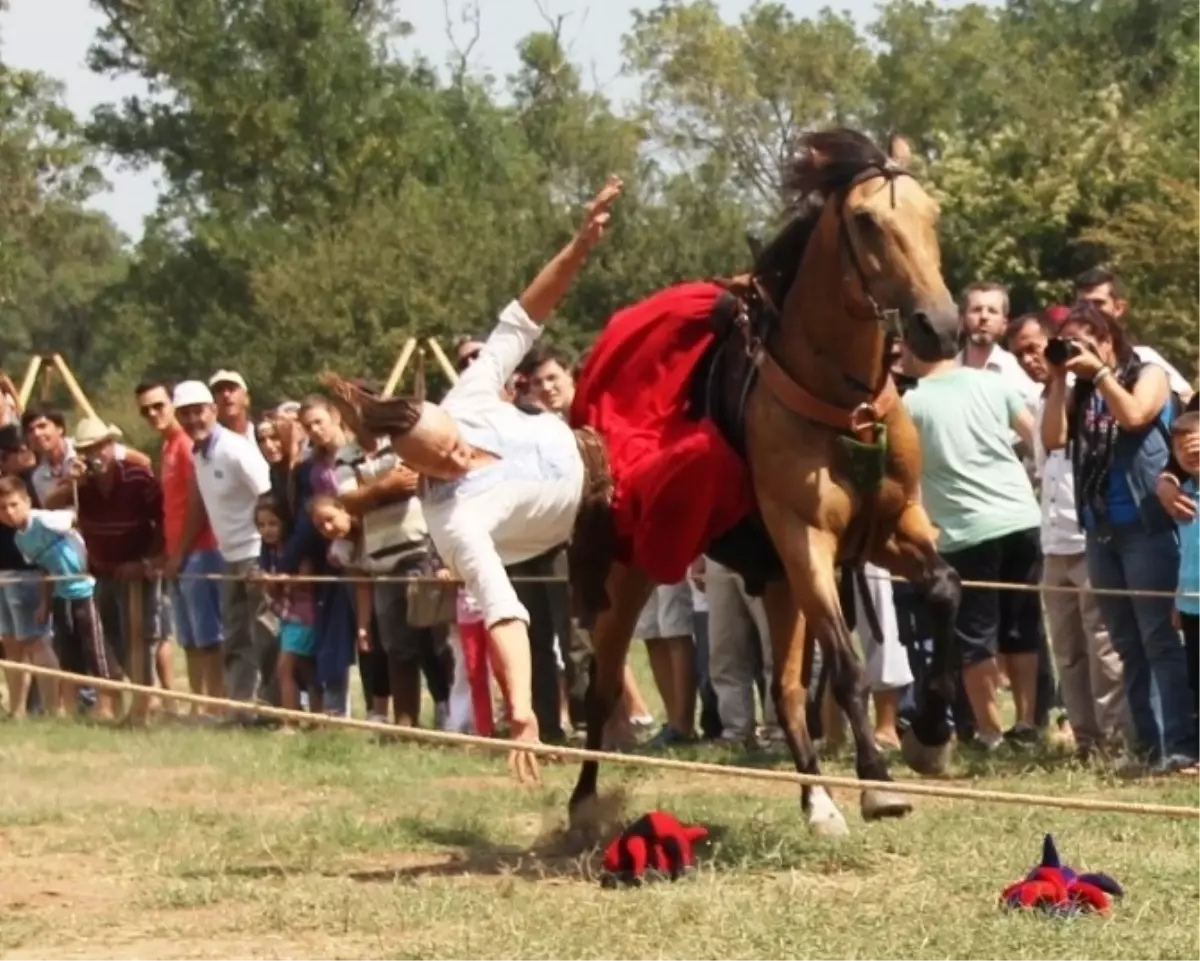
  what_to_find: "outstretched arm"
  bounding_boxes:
[518,176,623,325]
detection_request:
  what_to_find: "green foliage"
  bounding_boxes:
[0,0,1194,406]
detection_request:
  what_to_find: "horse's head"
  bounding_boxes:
[835,135,957,348]
[755,130,958,370]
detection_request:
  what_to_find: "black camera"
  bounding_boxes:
[1044,337,1082,365]
[84,455,105,476]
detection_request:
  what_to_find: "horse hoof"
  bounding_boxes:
[807,788,849,837]
[860,787,913,821]
[901,728,952,777]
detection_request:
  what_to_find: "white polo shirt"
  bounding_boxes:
[193,424,272,563]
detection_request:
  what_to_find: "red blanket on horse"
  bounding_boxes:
[570,282,756,584]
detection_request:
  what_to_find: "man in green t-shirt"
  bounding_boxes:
[902,313,1042,751]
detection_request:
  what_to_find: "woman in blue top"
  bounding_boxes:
[1042,302,1196,773]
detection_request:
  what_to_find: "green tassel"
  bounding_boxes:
[838,424,888,494]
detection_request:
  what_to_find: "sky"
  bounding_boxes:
[1,0,900,241]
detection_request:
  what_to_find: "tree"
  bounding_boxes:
[0,53,126,379]
[623,0,874,211]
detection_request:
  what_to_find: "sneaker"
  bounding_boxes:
[1003,723,1040,748]
[366,712,390,726]
[630,713,656,729]
[966,732,1004,753]
[756,724,787,744]
[645,724,697,749]
[1112,754,1150,779]
[433,701,450,731]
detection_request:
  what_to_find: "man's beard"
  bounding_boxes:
[968,329,993,347]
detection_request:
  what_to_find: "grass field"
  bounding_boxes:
[0,651,1196,960]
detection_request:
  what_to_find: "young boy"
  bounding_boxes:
[0,475,123,719]
[1168,411,1199,717]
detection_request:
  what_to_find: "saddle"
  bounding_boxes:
[684,287,784,596]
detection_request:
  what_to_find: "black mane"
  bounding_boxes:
[753,129,890,308]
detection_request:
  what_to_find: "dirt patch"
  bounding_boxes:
[429,775,516,791]
[1,853,132,914]
[3,932,392,961]
[0,755,356,822]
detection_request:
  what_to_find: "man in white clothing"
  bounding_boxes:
[325,177,622,781]
[166,381,275,710]
[957,281,1041,409]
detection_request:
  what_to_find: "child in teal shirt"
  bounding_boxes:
[1169,412,1199,717]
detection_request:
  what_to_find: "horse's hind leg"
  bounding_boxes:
[568,562,654,828]
[869,502,960,777]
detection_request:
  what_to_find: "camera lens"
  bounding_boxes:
[1044,338,1068,365]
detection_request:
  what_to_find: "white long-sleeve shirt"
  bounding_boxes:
[423,300,584,628]
[1033,396,1086,556]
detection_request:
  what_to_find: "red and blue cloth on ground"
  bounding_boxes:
[570,281,756,585]
[599,810,709,888]
[1000,834,1123,916]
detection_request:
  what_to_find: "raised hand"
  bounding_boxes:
[576,175,624,249]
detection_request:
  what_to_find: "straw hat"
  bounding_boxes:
[72,416,122,450]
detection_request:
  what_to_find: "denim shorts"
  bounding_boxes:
[171,550,224,650]
[0,571,51,641]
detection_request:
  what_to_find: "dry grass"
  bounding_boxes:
[0,710,1195,960]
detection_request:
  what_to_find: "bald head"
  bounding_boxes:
[391,402,473,479]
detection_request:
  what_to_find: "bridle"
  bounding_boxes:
[836,160,912,339]
[750,160,915,400]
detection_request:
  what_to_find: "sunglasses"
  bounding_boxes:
[457,350,481,373]
[138,401,167,418]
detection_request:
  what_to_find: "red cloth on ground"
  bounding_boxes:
[570,281,755,584]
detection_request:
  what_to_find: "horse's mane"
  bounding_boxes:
[752,128,890,309]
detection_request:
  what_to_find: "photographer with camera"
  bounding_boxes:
[1041,302,1196,776]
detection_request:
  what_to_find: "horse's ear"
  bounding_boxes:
[887,133,912,165]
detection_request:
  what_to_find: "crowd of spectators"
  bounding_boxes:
[0,267,1195,779]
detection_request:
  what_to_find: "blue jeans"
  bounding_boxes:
[1087,526,1197,763]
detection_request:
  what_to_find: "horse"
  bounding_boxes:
[566,129,962,837]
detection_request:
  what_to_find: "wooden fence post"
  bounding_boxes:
[126,579,149,723]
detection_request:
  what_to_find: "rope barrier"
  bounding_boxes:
[3,661,1196,821]
[0,569,1194,600]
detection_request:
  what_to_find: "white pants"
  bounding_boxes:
[705,558,776,737]
[853,564,913,691]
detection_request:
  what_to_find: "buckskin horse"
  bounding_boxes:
[565,129,962,836]
[321,130,962,836]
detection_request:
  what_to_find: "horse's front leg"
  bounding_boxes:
[869,500,960,777]
[759,579,845,835]
[760,502,912,833]
[568,561,654,830]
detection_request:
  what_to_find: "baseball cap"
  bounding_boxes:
[209,369,248,391]
[173,380,215,408]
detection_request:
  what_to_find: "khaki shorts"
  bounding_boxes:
[634,581,694,640]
